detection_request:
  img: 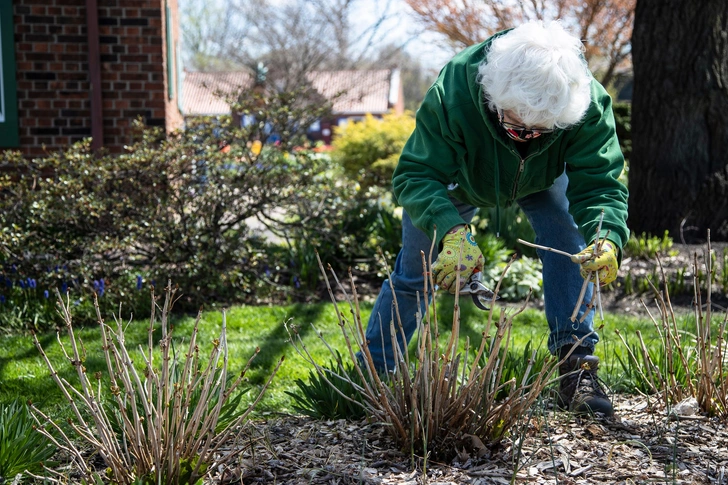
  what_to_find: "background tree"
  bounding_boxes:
[403,0,635,87]
[629,1,728,241]
[180,0,247,71]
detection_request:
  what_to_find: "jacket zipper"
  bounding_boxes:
[507,150,537,204]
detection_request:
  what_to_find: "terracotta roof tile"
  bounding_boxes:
[182,70,396,116]
[182,71,253,116]
[307,70,392,114]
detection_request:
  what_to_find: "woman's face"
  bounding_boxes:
[498,110,553,142]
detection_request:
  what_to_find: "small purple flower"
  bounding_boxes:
[11,264,17,273]
[28,278,37,289]
[264,265,271,277]
[18,280,26,289]
[293,276,300,289]
[136,275,143,290]
[44,290,49,299]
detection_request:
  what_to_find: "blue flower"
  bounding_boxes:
[28,278,37,289]
[293,276,301,289]
[0,295,5,304]
[4,278,12,288]
[61,282,68,294]
[44,290,49,299]
[18,280,26,289]
[99,278,105,290]
[11,264,17,273]
[264,265,271,277]
[136,275,143,290]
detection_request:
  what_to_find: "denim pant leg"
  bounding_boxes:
[362,198,478,372]
[516,172,598,355]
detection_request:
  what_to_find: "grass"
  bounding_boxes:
[0,295,687,420]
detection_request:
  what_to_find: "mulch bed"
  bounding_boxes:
[213,394,728,484]
[211,242,728,484]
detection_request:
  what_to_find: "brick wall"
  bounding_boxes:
[12,0,182,156]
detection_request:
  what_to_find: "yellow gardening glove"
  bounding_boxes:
[431,225,484,294]
[571,239,619,286]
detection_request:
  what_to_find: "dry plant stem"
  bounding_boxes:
[516,238,574,259]
[33,282,275,484]
[315,251,408,440]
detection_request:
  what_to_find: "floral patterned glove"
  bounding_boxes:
[431,225,484,293]
[571,239,619,286]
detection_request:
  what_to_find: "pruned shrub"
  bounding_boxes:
[615,236,728,417]
[287,250,562,462]
[31,283,282,484]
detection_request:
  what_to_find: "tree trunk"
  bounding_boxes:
[629,1,728,242]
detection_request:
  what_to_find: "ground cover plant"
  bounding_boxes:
[29,284,282,484]
[0,399,56,483]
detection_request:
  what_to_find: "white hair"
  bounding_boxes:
[477,21,592,129]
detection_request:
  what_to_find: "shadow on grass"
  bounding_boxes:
[236,303,327,386]
[0,319,164,411]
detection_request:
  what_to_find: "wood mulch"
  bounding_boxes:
[208,242,728,484]
[212,394,728,484]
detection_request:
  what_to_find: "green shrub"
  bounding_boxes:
[0,400,56,482]
[1,88,388,328]
[331,111,416,189]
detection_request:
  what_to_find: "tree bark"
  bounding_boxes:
[629,1,728,242]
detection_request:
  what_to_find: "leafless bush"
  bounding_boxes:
[30,283,282,484]
[615,232,728,417]
[287,248,564,461]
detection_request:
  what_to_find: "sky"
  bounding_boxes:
[350,0,455,70]
[178,0,455,72]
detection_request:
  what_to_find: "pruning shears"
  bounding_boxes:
[460,268,499,311]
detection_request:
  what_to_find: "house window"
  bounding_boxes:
[0,3,18,147]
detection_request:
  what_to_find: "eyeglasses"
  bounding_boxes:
[497,110,554,141]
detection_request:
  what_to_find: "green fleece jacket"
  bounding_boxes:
[392,35,630,252]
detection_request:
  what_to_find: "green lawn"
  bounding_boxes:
[0,294,685,419]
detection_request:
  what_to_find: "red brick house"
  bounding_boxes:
[182,69,405,144]
[0,0,182,156]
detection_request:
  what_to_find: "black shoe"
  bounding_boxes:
[558,354,613,416]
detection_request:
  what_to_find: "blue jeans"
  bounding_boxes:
[362,172,596,371]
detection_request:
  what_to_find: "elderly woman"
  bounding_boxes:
[362,21,628,416]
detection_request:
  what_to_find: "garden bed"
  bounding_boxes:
[216,394,727,484]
